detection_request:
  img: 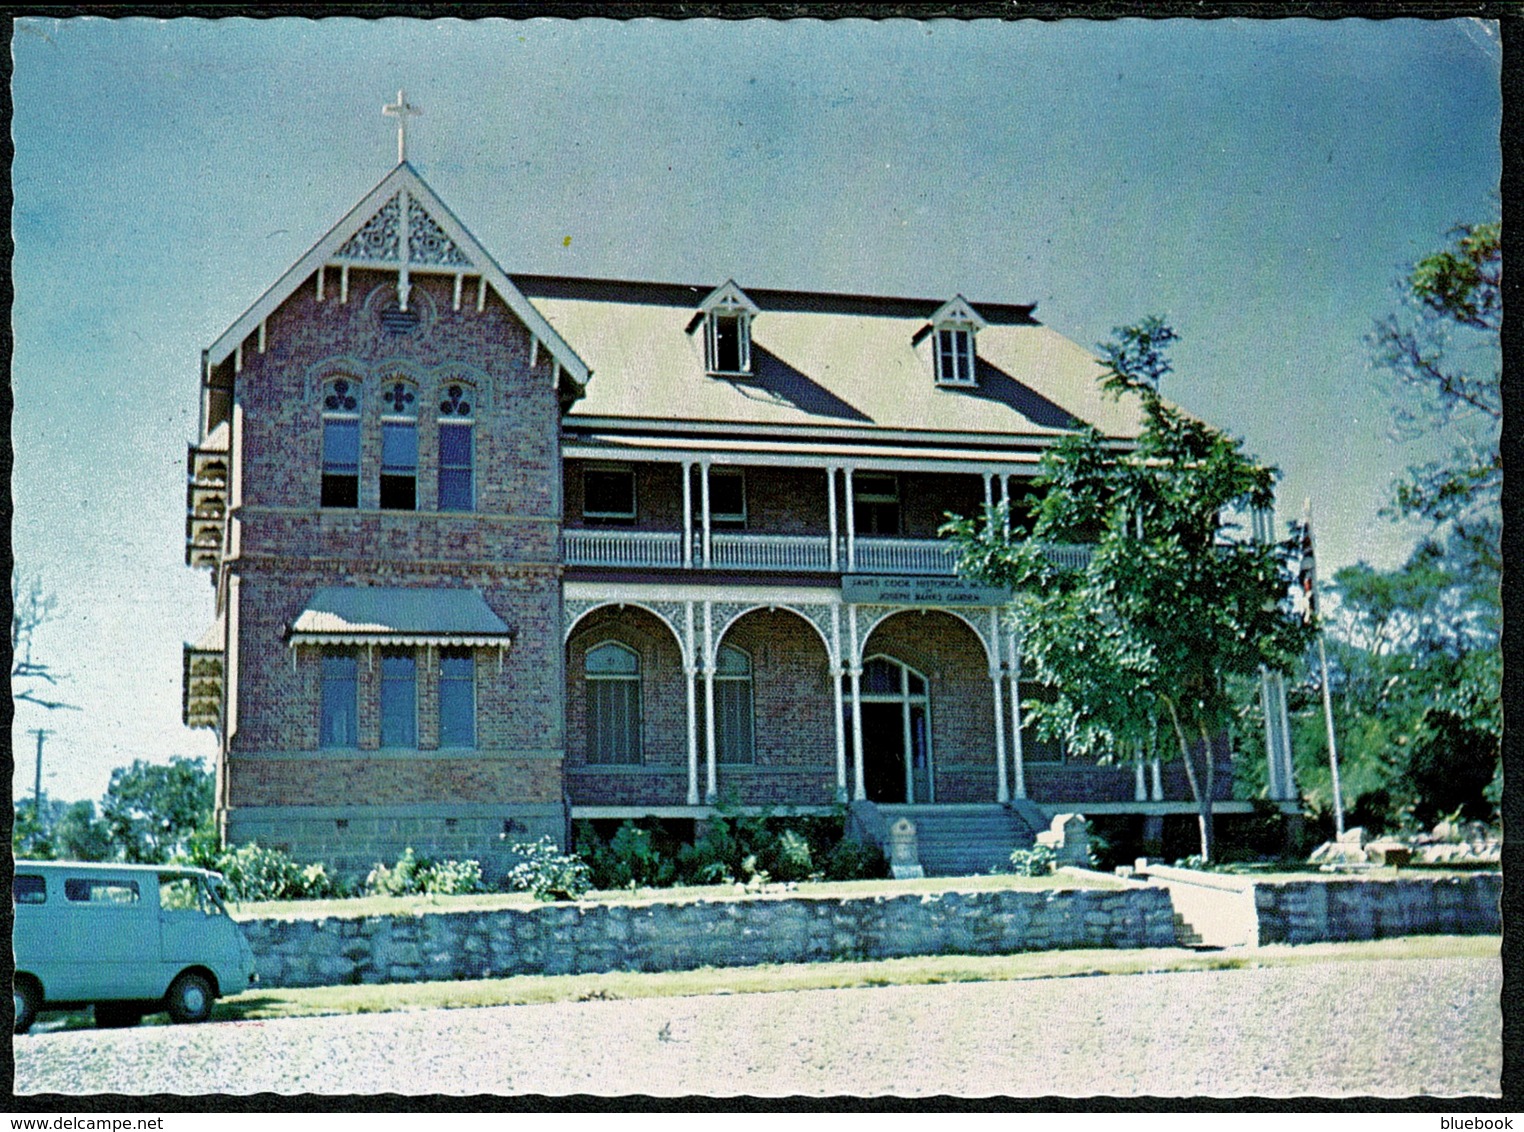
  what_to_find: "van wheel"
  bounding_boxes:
[165,972,214,1024]
[94,1003,143,1028]
[13,980,40,1035]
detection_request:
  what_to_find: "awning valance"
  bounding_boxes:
[287,587,512,648]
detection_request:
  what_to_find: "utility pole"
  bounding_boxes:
[1300,500,1345,837]
[30,728,53,824]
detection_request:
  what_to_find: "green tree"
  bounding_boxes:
[1374,220,1500,547]
[100,756,215,864]
[946,318,1315,860]
[1304,220,1505,831]
[52,799,113,861]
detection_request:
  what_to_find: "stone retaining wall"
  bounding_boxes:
[1252,874,1501,945]
[240,886,1178,989]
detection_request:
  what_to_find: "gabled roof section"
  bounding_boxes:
[699,279,760,315]
[206,163,589,386]
[928,295,987,329]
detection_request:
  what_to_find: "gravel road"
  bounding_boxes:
[15,956,1500,1097]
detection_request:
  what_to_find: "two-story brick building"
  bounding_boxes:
[182,154,1297,879]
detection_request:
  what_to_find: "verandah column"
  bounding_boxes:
[830,603,848,801]
[844,467,857,573]
[848,604,866,801]
[703,600,718,802]
[826,465,840,572]
[682,461,695,569]
[684,601,699,804]
[988,607,1010,804]
[700,461,713,569]
[1006,630,1026,799]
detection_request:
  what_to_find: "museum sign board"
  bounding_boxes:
[841,575,1012,607]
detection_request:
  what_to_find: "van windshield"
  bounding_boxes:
[159,874,227,917]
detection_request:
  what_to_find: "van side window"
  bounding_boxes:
[14,875,45,904]
[63,878,140,904]
[159,876,211,913]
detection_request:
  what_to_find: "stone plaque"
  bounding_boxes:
[842,574,1011,607]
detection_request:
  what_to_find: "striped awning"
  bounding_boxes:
[287,587,512,648]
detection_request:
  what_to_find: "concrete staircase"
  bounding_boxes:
[877,803,1042,877]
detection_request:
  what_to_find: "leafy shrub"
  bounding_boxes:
[574,805,888,889]
[364,847,486,896]
[217,842,340,902]
[1008,843,1056,877]
[364,847,427,896]
[420,856,485,895]
[505,837,592,901]
[821,837,888,881]
[576,820,679,889]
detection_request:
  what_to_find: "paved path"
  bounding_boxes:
[15,957,1500,1097]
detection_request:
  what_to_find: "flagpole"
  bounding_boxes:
[1303,499,1345,837]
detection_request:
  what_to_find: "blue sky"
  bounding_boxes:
[11,16,1501,803]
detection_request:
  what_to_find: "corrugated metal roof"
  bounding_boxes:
[527,288,1143,440]
[288,587,511,647]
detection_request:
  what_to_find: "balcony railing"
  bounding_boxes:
[564,529,1094,575]
[563,529,687,569]
[854,537,957,575]
[712,533,833,572]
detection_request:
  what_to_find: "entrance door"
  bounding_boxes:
[855,655,934,804]
[861,703,906,803]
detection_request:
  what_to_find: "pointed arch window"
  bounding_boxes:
[380,380,419,511]
[586,641,642,764]
[321,379,360,508]
[437,383,475,512]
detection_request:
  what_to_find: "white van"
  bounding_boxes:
[12,860,257,1033]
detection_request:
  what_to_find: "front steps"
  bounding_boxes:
[877,803,1042,877]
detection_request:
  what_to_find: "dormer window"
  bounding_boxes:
[698,280,759,376]
[926,296,987,387]
[936,328,975,385]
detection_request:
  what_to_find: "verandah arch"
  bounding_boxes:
[857,609,1004,804]
[711,607,840,804]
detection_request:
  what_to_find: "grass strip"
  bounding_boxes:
[31,934,1497,1033]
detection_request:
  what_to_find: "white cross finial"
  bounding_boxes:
[382,89,421,164]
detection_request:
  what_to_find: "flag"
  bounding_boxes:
[1295,511,1318,622]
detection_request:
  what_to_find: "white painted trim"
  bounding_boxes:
[565,581,841,607]
[826,466,840,571]
[684,601,699,805]
[562,440,1046,475]
[990,608,1009,804]
[564,417,1136,451]
[928,294,988,331]
[206,164,589,385]
[1007,631,1025,799]
[703,601,718,802]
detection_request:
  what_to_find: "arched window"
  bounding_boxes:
[856,654,932,803]
[714,644,755,764]
[321,378,360,508]
[379,379,419,511]
[585,641,641,764]
[437,383,475,512]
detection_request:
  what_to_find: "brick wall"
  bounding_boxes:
[218,268,568,872]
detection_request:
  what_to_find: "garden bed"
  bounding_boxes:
[230,870,1123,922]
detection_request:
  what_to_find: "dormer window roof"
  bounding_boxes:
[698,280,759,376]
[926,295,986,387]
